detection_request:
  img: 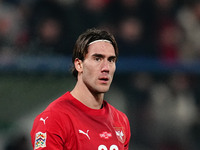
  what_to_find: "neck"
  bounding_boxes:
[70,82,104,109]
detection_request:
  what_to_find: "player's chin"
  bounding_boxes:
[98,85,111,93]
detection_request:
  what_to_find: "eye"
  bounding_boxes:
[108,57,116,63]
[95,57,102,62]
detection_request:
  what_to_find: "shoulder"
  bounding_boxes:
[106,101,128,120]
[31,91,74,135]
[40,91,74,115]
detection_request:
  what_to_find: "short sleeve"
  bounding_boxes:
[30,110,68,150]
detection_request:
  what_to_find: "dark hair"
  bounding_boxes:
[71,28,118,78]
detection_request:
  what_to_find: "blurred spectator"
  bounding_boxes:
[67,0,112,42]
[139,0,181,53]
[0,1,26,63]
[116,16,156,57]
[0,2,21,49]
[153,0,181,22]
[156,20,183,63]
[177,0,200,61]
[107,0,143,25]
[26,0,70,56]
[149,73,198,149]
[150,0,180,31]
[27,17,68,56]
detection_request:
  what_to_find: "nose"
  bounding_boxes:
[101,60,110,73]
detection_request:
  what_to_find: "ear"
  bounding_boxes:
[74,58,83,73]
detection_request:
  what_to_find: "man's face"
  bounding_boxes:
[80,41,117,94]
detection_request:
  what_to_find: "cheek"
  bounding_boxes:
[111,65,116,75]
[82,64,97,79]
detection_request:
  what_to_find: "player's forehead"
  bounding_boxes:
[86,41,116,57]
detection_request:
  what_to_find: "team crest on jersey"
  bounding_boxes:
[114,127,125,143]
[35,132,47,149]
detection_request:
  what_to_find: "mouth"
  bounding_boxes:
[99,77,109,83]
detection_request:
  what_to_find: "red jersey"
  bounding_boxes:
[31,92,131,150]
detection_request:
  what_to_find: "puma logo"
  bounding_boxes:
[40,117,48,125]
[78,129,90,140]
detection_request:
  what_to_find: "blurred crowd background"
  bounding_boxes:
[1,0,200,150]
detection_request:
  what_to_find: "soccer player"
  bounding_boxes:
[30,28,131,150]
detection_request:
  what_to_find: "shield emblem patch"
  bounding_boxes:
[114,127,126,143]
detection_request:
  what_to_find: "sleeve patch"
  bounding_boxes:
[35,132,47,149]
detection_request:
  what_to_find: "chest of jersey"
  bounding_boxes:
[64,107,126,150]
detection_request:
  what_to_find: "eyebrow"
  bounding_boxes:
[92,53,104,58]
[92,53,117,59]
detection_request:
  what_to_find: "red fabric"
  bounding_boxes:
[31,92,131,150]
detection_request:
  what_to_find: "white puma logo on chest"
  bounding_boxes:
[78,129,90,140]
